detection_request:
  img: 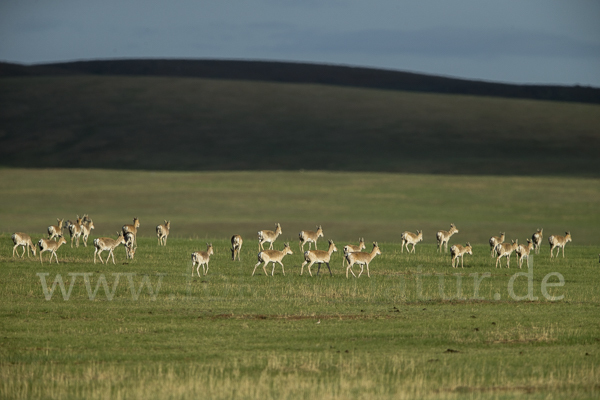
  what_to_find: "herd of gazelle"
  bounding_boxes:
[11,220,574,276]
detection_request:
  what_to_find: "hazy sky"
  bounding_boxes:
[1,0,599,86]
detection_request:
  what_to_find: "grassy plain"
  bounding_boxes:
[1,169,599,399]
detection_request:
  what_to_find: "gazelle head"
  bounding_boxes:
[373,242,382,255]
[450,224,458,234]
[283,242,293,255]
[316,225,324,237]
[206,243,214,256]
[359,238,365,250]
[165,220,171,229]
[328,239,337,253]
[565,232,572,242]
[57,235,67,246]
[465,242,473,255]
[133,217,140,228]
[417,230,423,241]
[275,223,282,234]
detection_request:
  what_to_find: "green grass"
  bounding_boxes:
[1,169,599,399]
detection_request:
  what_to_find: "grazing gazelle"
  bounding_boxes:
[298,225,324,251]
[549,232,572,258]
[301,239,337,277]
[437,224,459,253]
[231,235,243,261]
[192,243,214,277]
[401,230,423,253]
[47,218,65,240]
[68,215,84,248]
[80,216,95,247]
[489,232,505,257]
[258,223,282,251]
[11,232,37,258]
[253,243,293,277]
[515,239,534,269]
[495,240,519,268]
[451,242,473,268]
[122,217,140,245]
[342,238,366,267]
[37,236,67,264]
[345,242,382,279]
[532,228,543,254]
[93,232,127,264]
[156,220,170,246]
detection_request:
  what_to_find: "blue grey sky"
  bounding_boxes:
[1,0,599,86]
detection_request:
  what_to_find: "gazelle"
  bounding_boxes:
[489,232,505,257]
[495,240,519,268]
[437,224,459,253]
[532,228,543,254]
[156,220,170,246]
[258,223,282,251]
[68,215,84,248]
[192,243,214,277]
[12,232,37,258]
[401,230,423,253]
[93,232,127,264]
[47,218,65,240]
[298,225,324,251]
[342,238,366,267]
[345,242,382,279]
[37,236,67,264]
[124,232,137,260]
[81,216,95,247]
[515,239,534,269]
[451,242,473,268]
[231,235,243,261]
[122,218,140,245]
[549,232,572,258]
[253,243,293,277]
[301,239,337,277]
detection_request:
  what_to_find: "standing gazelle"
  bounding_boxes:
[81,216,95,247]
[437,224,459,253]
[47,218,65,240]
[301,239,337,277]
[345,242,382,279]
[515,239,534,269]
[12,232,37,258]
[299,225,324,251]
[258,223,282,251]
[495,240,519,268]
[192,243,214,277]
[231,235,243,261]
[253,243,293,277]
[37,236,67,264]
[489,232,505,257]
[451,242,473,268]
[342,238,366,267]
[68,215,84,248]
[93,232,127,264]
[532,228,543,254]
[401,230,423,253]
[156,220,170,246]
[549,232,572,258]
[122,218,140,245]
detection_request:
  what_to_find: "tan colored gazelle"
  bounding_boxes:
[345,242,382,279]
[192,243,214,277]
[156,220,170,246]
[342,238,366,267]
[451,242,473,268]
[489,232,505,257]
[495,239,519,268]
[436,224,459,253]
[515,239,534,269]
[253,243,293,277]
[298,225,324,251]
[532,228,543,254]
[37,236,67,264]
[93,232,127,264]
[68,215,84,248]
[231,235,243,261]
[124,232,137,260]
[81,216,95,247]
[122,217,140,245]
[301,239,337,277]
[258,223,282,251]
[12,232,37,258]
[401,230,423,253]
[47,218,65,240]
[549,232,572,258]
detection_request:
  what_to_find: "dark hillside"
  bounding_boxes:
[2,59,599,104]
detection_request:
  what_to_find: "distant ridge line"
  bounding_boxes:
[2,59,599,104]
